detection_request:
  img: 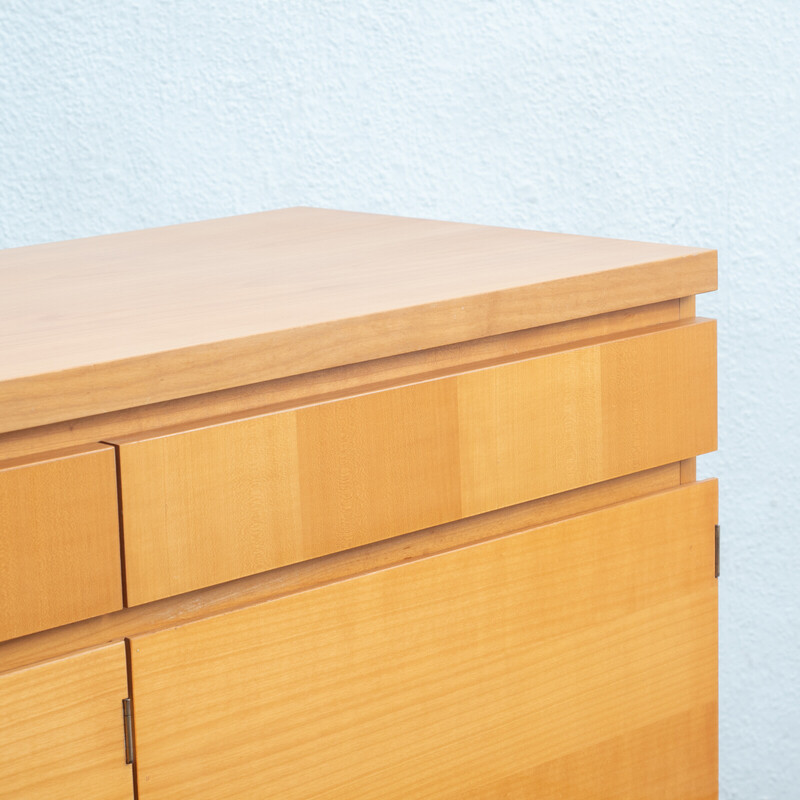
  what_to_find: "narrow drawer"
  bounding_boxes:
[128,481,718,799]
[0,444,123,641]
[112,318,716,605]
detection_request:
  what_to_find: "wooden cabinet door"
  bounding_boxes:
[0,642,133,800]
[113,318,716,605]
[129,481,718,800]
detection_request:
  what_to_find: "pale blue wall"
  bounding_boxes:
[1,2,798,796]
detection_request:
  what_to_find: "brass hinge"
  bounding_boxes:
[122,698,134,765]
[715,525,720,579]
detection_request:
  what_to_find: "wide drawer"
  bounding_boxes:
[112,318,716,605]
[0,444,123,641]
[128,481,718,799]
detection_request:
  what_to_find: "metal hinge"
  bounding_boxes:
[714,525,720,579]
[122,698,134,765]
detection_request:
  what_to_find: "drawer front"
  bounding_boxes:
[0,642,133,800]
[129,481,718,799]
[0,444,123,640]
[115,319,716,605]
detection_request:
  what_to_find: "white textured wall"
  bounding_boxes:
[1,3,798,796]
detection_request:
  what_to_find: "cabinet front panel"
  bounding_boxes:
[0,642,132,800]
[115,319,716,605]
[129,481,718,799]
[0,444,123,641]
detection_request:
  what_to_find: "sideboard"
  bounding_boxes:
[0,207,718,799]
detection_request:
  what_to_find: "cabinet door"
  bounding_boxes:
[113,318,716,605]
[0,642,133,800]
[129,481,718,800]
[0,444,122,641]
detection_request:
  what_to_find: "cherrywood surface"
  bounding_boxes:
[129,481,718,800]
[0,444,122,641]
[0,642,132,800]
[0,463,679,674]
[0,300,681,462]
[112,319,716,605]
[0,208,716,433]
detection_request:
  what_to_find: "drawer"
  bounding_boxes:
[112,318,716,605]
[0,444,123,641]
[128,481,718,799]
[0,642,132,800]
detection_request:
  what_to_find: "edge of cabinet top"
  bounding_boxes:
[0,207,717,433]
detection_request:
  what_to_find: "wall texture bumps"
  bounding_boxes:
[1,2,798,797]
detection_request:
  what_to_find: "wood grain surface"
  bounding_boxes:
[0,642,132,800]
[0,444,122,641]
[113,318,716,605]
[129,480,718,800]
[0,207,716,432]
[0,463,680,674]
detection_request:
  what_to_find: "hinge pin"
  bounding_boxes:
[714,525,720,579]
[122,698,134,765]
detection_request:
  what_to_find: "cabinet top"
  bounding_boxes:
[0,207,716,433]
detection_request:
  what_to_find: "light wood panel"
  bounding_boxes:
[0,642,132,800]
[0,444,122,641]
[0,463,680,675]
[0,299,681,462]
[129,480,718,800]
[113,319,716,605]
[0,208,716,432]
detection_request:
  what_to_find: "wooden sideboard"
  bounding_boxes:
[0,208,718,799]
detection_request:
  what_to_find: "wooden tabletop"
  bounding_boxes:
[0,207,716,433]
